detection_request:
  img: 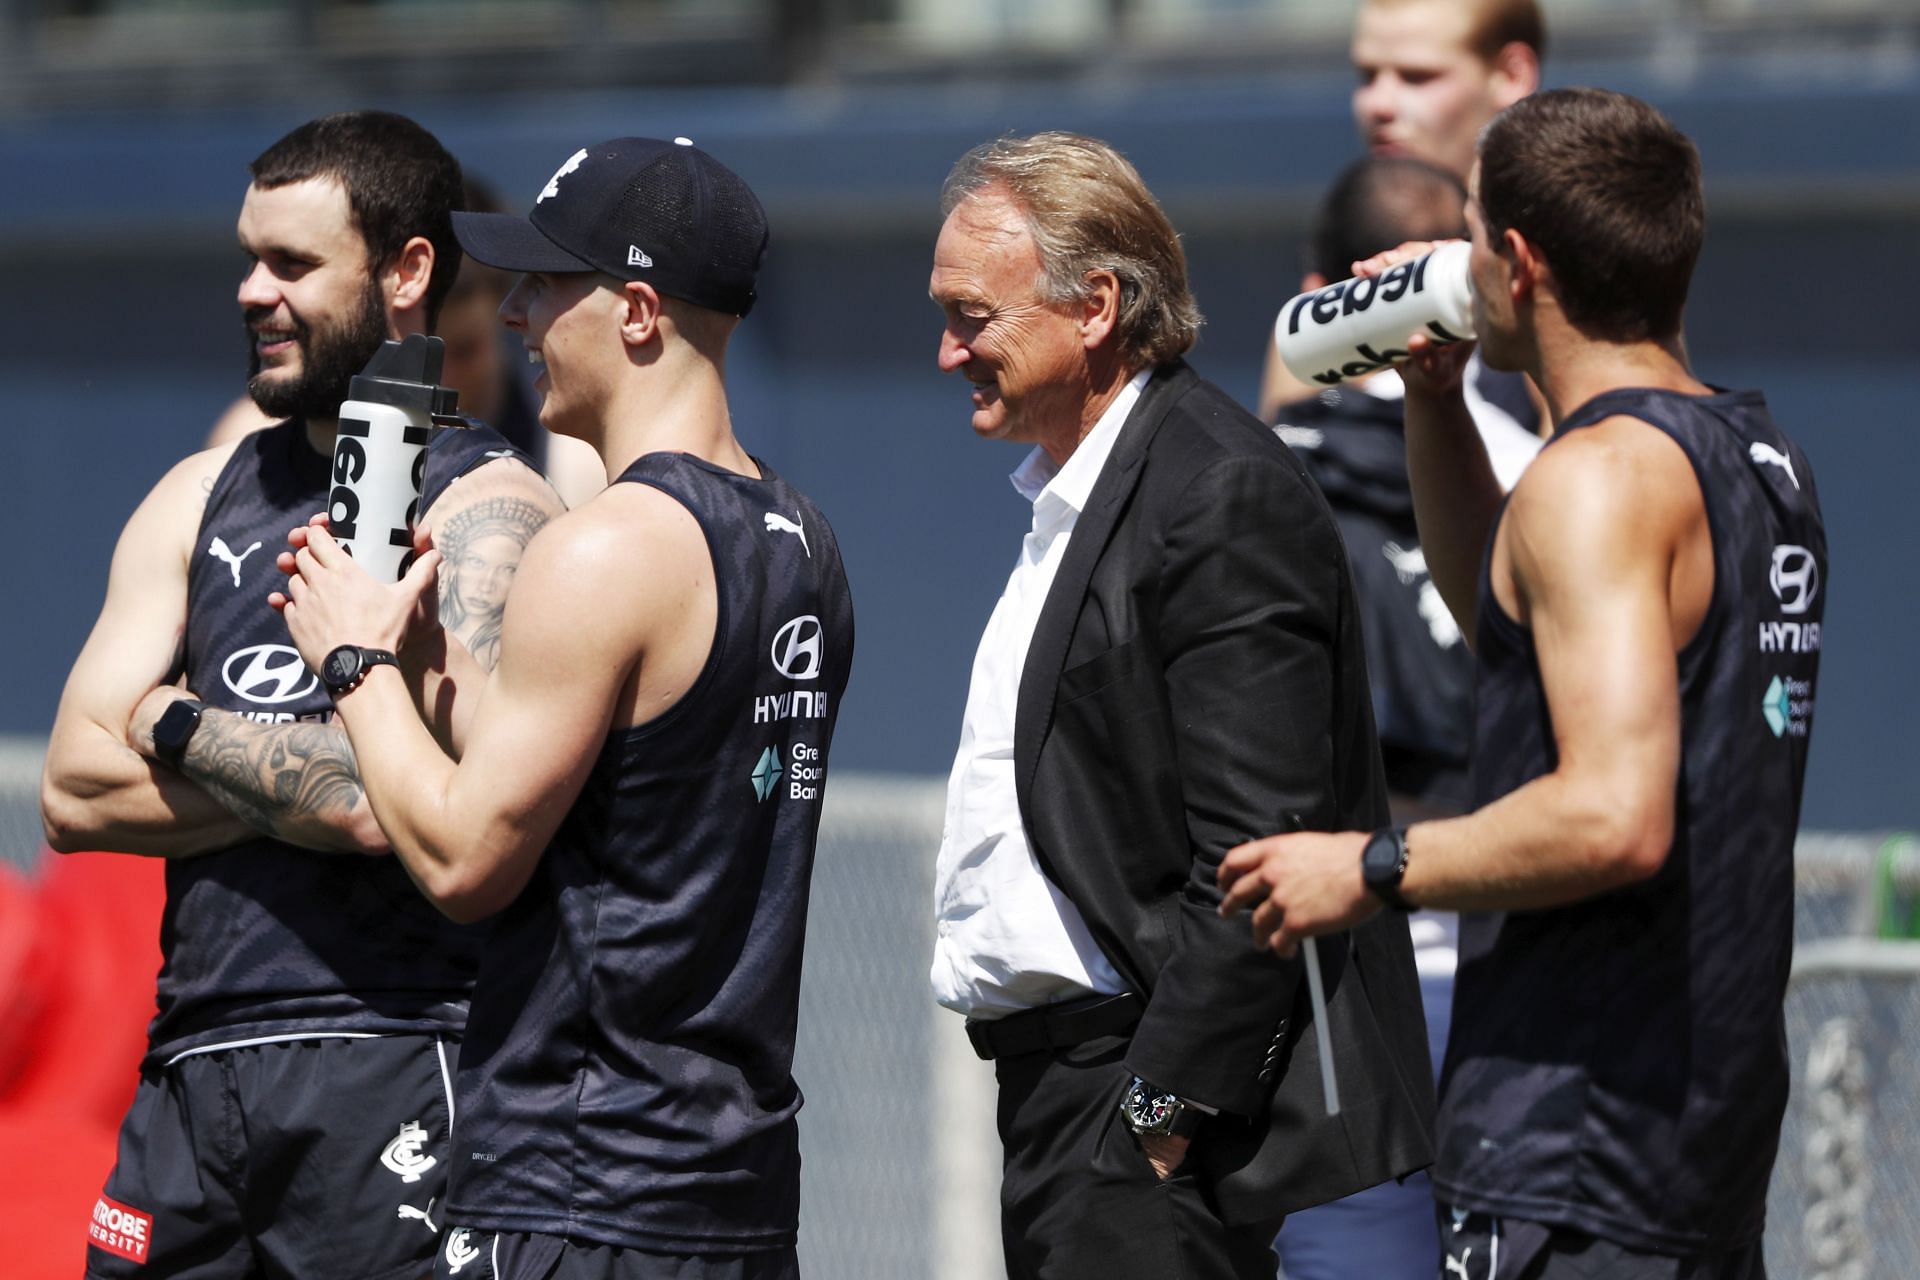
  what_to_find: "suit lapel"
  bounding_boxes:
[1015,361,1194,822]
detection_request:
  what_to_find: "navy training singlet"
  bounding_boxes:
[444,453,855,1254]
[151,418,531,1060]
[1435,388,1826,1252]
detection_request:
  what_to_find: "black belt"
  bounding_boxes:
[964,993,1143,1061]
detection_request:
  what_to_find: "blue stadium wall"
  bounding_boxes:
[2,60,1914,829]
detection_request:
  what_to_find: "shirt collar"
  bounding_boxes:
[1009,368,1153,520]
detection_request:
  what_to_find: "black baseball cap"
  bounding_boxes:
[452,136,768,317]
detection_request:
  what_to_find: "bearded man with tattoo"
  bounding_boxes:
[40,111,562,1280]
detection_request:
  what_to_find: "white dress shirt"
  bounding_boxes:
[930,370,1151,1021]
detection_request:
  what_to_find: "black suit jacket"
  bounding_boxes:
[1014,361,1435,1223]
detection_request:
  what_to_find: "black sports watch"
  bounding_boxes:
[320,645,399,697]
[1361,826,1414,911]
[1121,1076,1204,1139]
[151,698,205,770]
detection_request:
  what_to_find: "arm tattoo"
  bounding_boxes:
[182,711,365,842]
[435,495,552,671]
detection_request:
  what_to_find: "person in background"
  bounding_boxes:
[1257,0,1545,431]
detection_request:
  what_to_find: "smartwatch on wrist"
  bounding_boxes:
[320,645,399,698]
[1120,1076,1204,1139]
[1361,825,1414,911]
[151,698,205,770]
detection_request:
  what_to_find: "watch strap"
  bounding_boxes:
[1163,1099,1204,1138]
[152,698,206,771]
[323,645,400,696]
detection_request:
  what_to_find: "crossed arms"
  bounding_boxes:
[40,440,560,860]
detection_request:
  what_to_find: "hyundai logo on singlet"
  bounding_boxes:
[771,616,823,681]
[222,644,320,704]
[1769,545,1819,615]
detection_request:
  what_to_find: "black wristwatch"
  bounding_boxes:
[1361,826,1414,911]
[1121,1076,1204,1139]
[320,645,399,698]
[151,697,205,770]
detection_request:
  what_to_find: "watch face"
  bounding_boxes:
[154,699,200,751]
[321,646,362,691]
[1363,830,1403,879]
[1126,1082,1178,1131]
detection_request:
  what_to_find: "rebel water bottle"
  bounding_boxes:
[327,334,460,581]
[1273,241,1476,387]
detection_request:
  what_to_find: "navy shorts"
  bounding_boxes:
[433,1230,799,1280]
[1438,1206,1766,1280]
[86,1033,458,1280]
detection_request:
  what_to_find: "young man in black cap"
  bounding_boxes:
[273,137,854,1280]
[41,110,560,1279]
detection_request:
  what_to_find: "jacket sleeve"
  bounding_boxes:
[1122,450,1355,1116]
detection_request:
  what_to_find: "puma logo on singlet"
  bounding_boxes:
[1444,1248,1474,1279]
[1381,541,1460,648]
[764,511,810,558]
[1381,540,1428,585]
[1749,442,1800,490]
[208,536,263,588]
[396,1197,439,1233]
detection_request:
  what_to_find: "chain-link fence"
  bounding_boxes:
[2,738,1914,1275]
[794,774,1002,1280]
[1769,837,1920,1280]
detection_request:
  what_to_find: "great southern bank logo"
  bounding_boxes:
[222,644,319,704]
[750,747,783,802]
[1761,674,1814,739]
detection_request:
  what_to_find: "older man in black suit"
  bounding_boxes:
[927,131,1436,1279]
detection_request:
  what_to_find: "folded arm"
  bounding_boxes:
[43,448,258,857]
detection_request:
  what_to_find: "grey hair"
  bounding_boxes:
[940,132,1202,365]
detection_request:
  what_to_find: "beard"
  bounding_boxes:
[245,274,388,422]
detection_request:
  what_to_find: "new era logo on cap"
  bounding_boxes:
[451,137,768,317]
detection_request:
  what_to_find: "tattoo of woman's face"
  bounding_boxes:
[435,496,550,668]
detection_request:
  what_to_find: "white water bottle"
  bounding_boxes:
[328,335,459,582]
[1272,241,1476,388]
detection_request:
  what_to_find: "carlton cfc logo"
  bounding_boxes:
[444,1228,480,1273]
[221,644,319,704]
[380,1120,438,1184]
